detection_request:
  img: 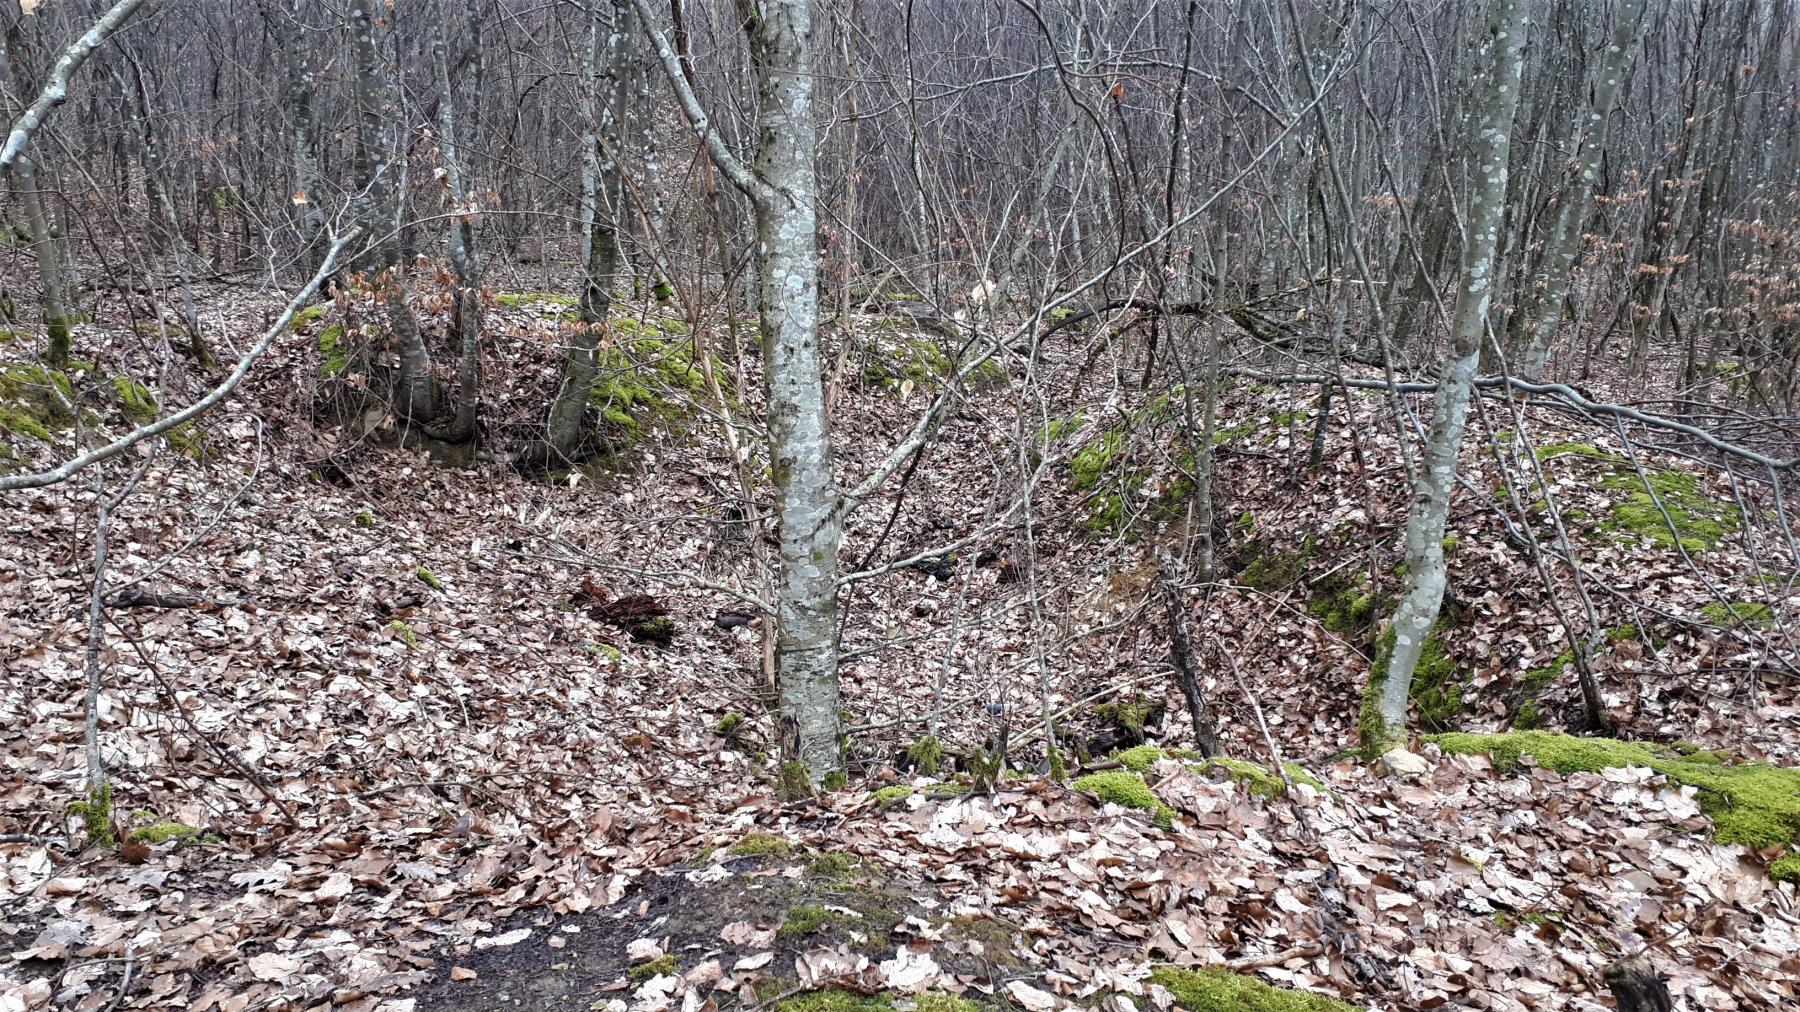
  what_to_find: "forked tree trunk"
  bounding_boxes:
[1365,0,1530,756]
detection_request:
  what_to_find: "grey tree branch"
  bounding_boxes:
[0,0,154,172]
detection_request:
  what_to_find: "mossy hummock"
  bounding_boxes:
[1149,965,1361,1011]
[1431,731,1800,864]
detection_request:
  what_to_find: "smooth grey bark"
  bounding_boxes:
[347,0,433,421]
[539,0,632,462]
[0,28,72,366]
[635,0,843,786]
[1518,0,1645,379]
[1368,0,1530,754]
[429,0,482,443]
[0,0,151,173]
[268,0,326,270]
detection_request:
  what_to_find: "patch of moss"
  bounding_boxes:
[862,337,1004,394]
[1600,468,1738,554]
[1094,700,1157,739]
[354,510,377,528]
[778,903,840,939]
[289,304,327,327]
[1700,601,1774,627]
[728,831,794,857]
[822,770,848,791]
[0,363,75,442]
[416,567,444,590]
[772,989,893,1012]
[1534,442,1625,463]
[589,337,716,435]
[1201,757,1325,798]
[869,785,914,804]
[905,735,943,776]
[111,376,157,421]
[1308,573,1386,638]
[1070,428,1127,492]
[316,324,348,377]
[809,851,859,879]
[715,712,744,735]
[389,620,419,648]
[1149,965,1361,1011]
[1115,744,1172,772]
[1074,769,1174,828]
[1771,853,1800,883]
[1038,411,1086,445]
[495,291,578,311]
[913,992,984,1012]
[67,783,115,847]
[1239,537,1314,593]
[126,820,197,844]
[1429,731,1800,852]
[628,954,678,980]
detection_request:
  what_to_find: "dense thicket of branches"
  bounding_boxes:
[5,0,1800,783]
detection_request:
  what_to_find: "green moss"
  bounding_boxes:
[1070,428,1127,491]
[416,567,444,590]
[714,712,744,735]
[67,783,115,847]
[628,954,677,980]
[809,851,858,879]
[316,324,348,377]
[869,785,914,804]
[1149,965,1361,1011]
[905,735,943,775]
[0,364,76,442]
[290,304,327,327]
[111,376,157,420]
[389,620,419,648]
[126,820,198,844]
[1307,575,1386,638]
[495,291,578,310]
[1116,744,1172,773]
[821,770,848,791]
[777,759,820,799]
[862,337,1004,393]
[772,989,893,1012]
[778,903,839,938]
[1600,468,1738,553]
[1201,757,1325,798]
[590,642,623,661]
[588,337,717,436]
[1430,731,1800,852]
[1771,853,1800,883]
[913,992,984,1012]
[1240,538,1313,592]
[1038,411,1086,445]
[1094,700,1156,738]
[1700,601,1774,627]
[1534,442,1625,463]
[354,510,377,528]
[728,831,793,857]
[1362,620,1465,756]
[1074,769,1174,828]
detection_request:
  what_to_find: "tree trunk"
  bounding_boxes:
[1519,0,1645,379]
[539,0,633,462]
[1365,0,1530,756]
[1604,959,1673,1012]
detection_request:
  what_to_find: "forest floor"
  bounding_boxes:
[2,278,1798,1011]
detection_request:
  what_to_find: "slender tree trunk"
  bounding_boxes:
[430,0,482,443]
[540,0,632,462]
[1365,0,1530,757]
[1520,0,1645,379]
[0,29,73,366]
[348,0,433,421]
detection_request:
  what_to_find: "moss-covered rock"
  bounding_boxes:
[904,735,943,776]
[1430,731,1800,856]
[868,785,914,804]
[0,363,76,442]
[1074,769,1174,828]
[772,990,893,1012]
[1149,965,1361,1011]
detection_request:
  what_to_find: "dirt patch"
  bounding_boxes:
[410,847,1026,1010]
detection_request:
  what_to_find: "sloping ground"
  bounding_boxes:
[2,285,1799,1009]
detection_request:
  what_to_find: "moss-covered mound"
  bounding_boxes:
[1430,731,1800,858]
[1150,965,1361,1011]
